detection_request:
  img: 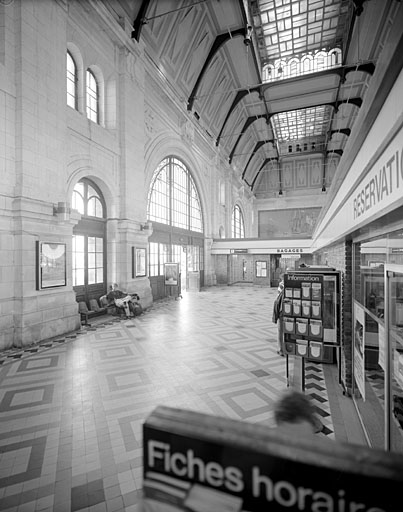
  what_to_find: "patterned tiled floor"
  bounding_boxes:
[0,286,335,512]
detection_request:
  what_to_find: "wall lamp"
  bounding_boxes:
[140,222,151,231]
[53,202,71,221]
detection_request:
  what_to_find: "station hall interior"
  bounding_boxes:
[1,0,403,510]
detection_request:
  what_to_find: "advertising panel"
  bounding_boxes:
[354,301,366,400]
[143,406,403,512]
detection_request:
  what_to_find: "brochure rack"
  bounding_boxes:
[283,267,341,388]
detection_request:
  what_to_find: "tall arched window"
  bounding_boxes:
[86,69,99,123]
[67,51,77,109]
[148,156,203,232]
[72,179,106,302]
[147,157,204,298]
[232,204,245,238]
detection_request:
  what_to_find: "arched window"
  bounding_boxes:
[72,181,103,218]
[86,69,99,123]
[232,204,245,238]
[263,48,342,83]
[72,179,106,302]
[148,156,203,232]
[67,51,77,109]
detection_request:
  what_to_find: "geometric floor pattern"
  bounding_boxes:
[0,285,335,511]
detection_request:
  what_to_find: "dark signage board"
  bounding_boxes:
[143,406,403,512]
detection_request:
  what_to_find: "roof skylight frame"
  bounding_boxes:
[271,105,333,143]
[251,0,352,66]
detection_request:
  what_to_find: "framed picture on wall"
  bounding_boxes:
[136,248,146,277]
[256,260,267,277]
[36,241,67,289]
[164,262,179,286]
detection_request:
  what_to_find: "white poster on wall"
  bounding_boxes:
[354,302,366,400]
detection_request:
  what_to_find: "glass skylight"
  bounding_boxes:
[252,0,351,64]
[271,106,332,142]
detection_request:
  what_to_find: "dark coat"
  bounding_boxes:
[272,289,284,324]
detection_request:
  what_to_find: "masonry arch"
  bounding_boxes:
[70,177,107,304]
[145,143,207,298]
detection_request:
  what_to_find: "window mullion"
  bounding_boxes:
[169,158,173,226]
[187,173,190,231]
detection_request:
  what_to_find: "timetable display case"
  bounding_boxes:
[283,267,341,363]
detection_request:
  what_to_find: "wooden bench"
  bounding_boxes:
[78,298,107,325]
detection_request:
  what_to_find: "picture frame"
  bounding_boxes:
[164,262,179,286]
[36,241,67,289]
[135,247,146,277]
[256,260,267,277]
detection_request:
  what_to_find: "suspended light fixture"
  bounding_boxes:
[244,25,253,46]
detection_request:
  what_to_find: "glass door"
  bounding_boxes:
[385,264,403,453]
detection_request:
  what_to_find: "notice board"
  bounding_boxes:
[142,405,403,511]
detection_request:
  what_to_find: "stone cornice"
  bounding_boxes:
[85,0,143,58]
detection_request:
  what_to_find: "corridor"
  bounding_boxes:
[0,286,360,512]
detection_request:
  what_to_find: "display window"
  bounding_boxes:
[353,226,403,453]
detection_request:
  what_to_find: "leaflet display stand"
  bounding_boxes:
[283,266,341,389]
[164,262,183,300]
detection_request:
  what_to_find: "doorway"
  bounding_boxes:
[72,179,106,303]
[229,254,253,284]
[149,239,204,300]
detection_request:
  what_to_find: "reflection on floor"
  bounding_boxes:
[0,286,337,511]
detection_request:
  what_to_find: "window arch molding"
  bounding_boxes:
[67,43,84,112]
[66,157,117,219]
[72,178,106,219]
[231,203,245,239]
[144,136,209,232]
[147,155,204,233]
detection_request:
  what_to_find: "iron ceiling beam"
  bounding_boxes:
[251,158,279,191]
[229,96,361,169]
[216,62,374,148]
[241,140,276,180]
[131,0,151,41]
[187,28,254,112]
[228,115,269,164]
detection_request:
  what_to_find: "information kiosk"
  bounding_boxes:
[283,266,341,388]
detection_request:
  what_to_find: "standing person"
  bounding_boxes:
[272,277,285,356]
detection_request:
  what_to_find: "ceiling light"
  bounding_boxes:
[244,25,252,46]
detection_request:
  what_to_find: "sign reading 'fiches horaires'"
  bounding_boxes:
[142,406,403,512]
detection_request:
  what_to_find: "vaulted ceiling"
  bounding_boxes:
[123,0,390,198]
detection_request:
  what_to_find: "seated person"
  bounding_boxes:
[106,283,142,318]
[129,293,143,317]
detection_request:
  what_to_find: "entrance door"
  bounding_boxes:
[385,264,403,453]
[72,179,106,303]
[230,254,253,283]
[186,245,201,291]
